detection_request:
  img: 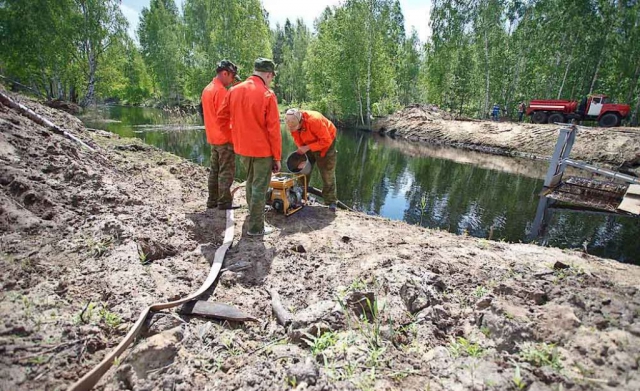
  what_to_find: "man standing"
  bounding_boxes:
[285,108,338,212]
[491,103,500,121]
[218,58,281,236]
[517,102,526,122]
[202,60,240,210]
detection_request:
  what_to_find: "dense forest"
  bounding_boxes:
[1,0,639,124]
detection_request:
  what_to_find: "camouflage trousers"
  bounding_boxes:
[207,143,235,209]
[240,156,273,233]
[305,140,337,204]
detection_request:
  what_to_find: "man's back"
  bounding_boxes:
[218,75,281,161]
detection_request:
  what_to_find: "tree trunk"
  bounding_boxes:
[70,85,78,104]
[625,64,640,104]
[557,54,572,99]
[633,90,640,126]
[589,56,602,94]
[365,4,373,129]
[82,50,97,107]
[355,81,364,126]
[483,29,490,119]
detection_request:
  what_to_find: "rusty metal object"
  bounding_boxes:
[547,176,628,212]
[180,301,259,322]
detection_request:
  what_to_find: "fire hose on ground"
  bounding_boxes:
[69,195,239,391]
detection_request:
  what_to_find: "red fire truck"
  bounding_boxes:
[526,94,630,127]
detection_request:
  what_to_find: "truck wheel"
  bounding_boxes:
[598,112,620,127]
[532,111,548,124]
[548,113,565,124]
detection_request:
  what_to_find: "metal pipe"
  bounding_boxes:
[563,159,640,184]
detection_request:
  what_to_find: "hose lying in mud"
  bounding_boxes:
[69,206,237,391]
[307,185,354,211]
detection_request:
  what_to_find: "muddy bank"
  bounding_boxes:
[374,105,640,176]
[2,92,640,391]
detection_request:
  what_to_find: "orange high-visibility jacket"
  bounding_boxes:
[201,77,230,145]
[217,76,281,160]
[291,110,337,157]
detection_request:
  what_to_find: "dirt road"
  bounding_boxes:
[374,105,640,176]
[2,93,640,390]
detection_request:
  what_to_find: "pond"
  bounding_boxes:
[81,106,640,264]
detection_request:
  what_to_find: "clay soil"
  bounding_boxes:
[2,93,640,391]
[374,105,640,176]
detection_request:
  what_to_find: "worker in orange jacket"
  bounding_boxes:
[217,58,281,236]
[285,108,338,212]
[201,60,240,210]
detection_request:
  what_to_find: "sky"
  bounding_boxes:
[120,0,432,43]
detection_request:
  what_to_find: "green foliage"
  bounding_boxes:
[425,0,640,122]
[3,0,638,123]
[98,307,122,329]
[473,285,489,298]
[512,364,526,389]
[302,330,338,357]
[181,0,272,100]
[448,337,484,358]
[519,342,563,371]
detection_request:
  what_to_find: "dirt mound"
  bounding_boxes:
[2,91,640,390]
[397,104,455,121]
[45,99,82,115]
[375,108,640,175]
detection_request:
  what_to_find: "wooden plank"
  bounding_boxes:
[617,193,640,215]
[627,184,640,196]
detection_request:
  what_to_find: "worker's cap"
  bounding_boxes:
[254,57,277,74]
[216,60,241,81]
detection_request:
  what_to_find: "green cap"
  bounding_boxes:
[216,60,241,81]
[254,57,276,74]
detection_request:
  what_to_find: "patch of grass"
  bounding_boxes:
[480,326,491,337]
[302,330,338,357]
[478,239,490,249]
[448,337,483,358]
[348,278,368,292]
[28,356,46,365]
[85,236,113,257]
[112,357,122,367]
[285,375,297,388]
[549,263,585,284]
[327,361,357,382]
[519,342,563,371]
[220,332,243,356]
[388,368,417,382]
[512,364,526,389]
[98,307,122,329]
[365,345,387,368]
[138,249,149,265]
[473,285,489,298]
[419,194,428,226]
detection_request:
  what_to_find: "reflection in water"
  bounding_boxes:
[81,106,640,263]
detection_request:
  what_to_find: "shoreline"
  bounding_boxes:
[372,106,640,177]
